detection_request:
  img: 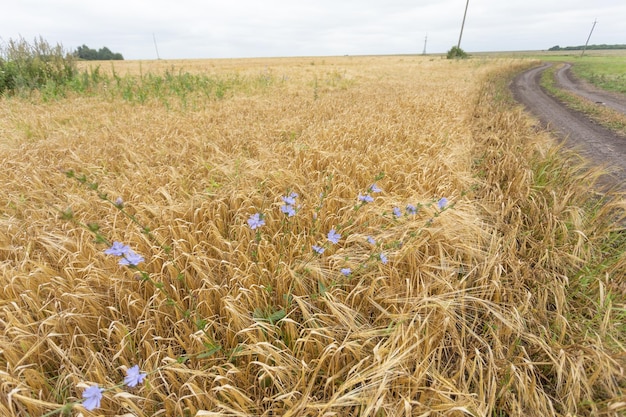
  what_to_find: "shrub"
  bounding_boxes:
[446,45,469,59]
[0,36,77,96]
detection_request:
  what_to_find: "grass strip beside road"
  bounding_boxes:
[570,56,626,95]
[540,64,626,137]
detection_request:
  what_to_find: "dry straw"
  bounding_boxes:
[1,56,624,416]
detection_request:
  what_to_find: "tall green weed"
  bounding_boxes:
[0,36,77,96]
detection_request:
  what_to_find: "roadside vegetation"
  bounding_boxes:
[570,56,626,95]
[1,39,625,416]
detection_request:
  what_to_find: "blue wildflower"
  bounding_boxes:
[119,250,144,267]
[380,253,388,264]
[366,236,376,245]
[312,245,325,254]
[327,229,341,244]
[406,204,417,215]
[280,204,296,217]
[437,197,448,210]
[281,192,298,206]
[280,192,298,217]
[124,365,147,388]
[247,213,265,229]
[82,385,103,411]
[105,242,144,267]
[393,207,402,218]
[369,183,382,193]
[358,194,374,203]
[104,241,131,256]
[341,268,352,276]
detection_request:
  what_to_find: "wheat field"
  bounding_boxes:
[1,56,625,416]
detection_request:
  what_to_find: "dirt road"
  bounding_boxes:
[511,63,626,191]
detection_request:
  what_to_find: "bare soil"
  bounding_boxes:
[511,63,626,192]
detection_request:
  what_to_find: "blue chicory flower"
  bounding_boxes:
[118,250,144,267]
[380,253,388,264]
[393,207,402,218]
[341,268,352,276]
[312,245,325,254]
[104,241,131,256]
[247,213,265,229]
[369,183,382,193]
[124,365,147,388]
[280,204,296,217]
[367,236,376,245]
[105,241,144,267]
[281,192,298,206]
[406,204,417,215]
[327,229,341,244]
[437,197,448,210]
[358,194,374,203]
[82,385,104,411]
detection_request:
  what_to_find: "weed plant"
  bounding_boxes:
[0,55,624,416]
[0,37,77,97]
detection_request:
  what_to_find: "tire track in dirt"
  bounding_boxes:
[511,63,626,192]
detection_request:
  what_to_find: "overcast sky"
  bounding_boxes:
[1,1,624,60]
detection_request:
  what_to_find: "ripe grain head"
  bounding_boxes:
[1,56,624,416]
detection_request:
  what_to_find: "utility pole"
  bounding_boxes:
[457,0,470,49]
[423,34,428,55]
[153,33,161,60]
[581,19,597,57]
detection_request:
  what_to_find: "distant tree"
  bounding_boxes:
[548,45,561,51]
[75,45,98,60]
[97,46,113,60]
[75,45,123,60]
[446,46,468,59]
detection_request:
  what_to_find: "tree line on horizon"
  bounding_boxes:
[74,45,124,60]
[548,44,626,51]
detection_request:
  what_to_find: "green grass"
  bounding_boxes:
[539,63,626,136]
[570,56,626,94]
